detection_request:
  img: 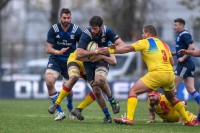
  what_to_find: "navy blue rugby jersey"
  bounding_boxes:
[175,30,194,62]
[47,23,82,62]
[78,25,119,50]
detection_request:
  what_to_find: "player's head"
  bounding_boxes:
[174,18,185,33]
[89,16,103,39]
[59,8,72,28]
[142,25,157,39]
[148,91,159,105]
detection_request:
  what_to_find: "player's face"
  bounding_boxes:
[142,29,149,39]
[91,26,102,39]
[148,94,159,105]
[60,13,71,28]
[174,22,184,33]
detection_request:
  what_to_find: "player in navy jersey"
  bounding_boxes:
[76,16,124,123]
[172,18,200,112]
[45,8,82,121]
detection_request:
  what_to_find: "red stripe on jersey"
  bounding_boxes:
[161,40,170,54]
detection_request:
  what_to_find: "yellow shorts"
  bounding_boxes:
[141,71,175,91]
[67,54,86,78]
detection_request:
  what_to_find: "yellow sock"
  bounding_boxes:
[77,92,96,109]
[55,86,71,105]
[173,101,189,123]
[127,96,138,120]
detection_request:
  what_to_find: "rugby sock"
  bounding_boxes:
[77,91,96,109]
[197,113,200,121]
[55,85,71,105]
[191,91,200,105]
[49,91,62,112]
[127,96,138,120]
[66,94,73,111]
[172,101,189,123]
[102,107,111,117]
[108,97,114,103]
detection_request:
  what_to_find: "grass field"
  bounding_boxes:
[0,99,199,133]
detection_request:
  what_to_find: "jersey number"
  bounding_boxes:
[161,50,167,62]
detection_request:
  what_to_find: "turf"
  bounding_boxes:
[0,99,199,133]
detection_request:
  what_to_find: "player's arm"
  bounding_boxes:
[178,43,195,62]
[169,57,174,66]
[178,48,200,57]
[99,44,135,55]
[113,38,126,47]
[91,54,117,66]
[147,108,156,123]
[46,43,69,55]
[76,48,98,61]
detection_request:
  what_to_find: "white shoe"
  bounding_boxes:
[68,112,75,120]
[54,112,66,121]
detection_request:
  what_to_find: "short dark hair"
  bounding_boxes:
[89,16,103,27]
[174,18,185,25]
[60,8,71,17]
[144,25,157,36]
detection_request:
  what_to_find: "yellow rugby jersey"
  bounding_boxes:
[148,94,180,122]
[132,37,173,72]
[148,94,196,122]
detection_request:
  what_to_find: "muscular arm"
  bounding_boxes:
[179,49,200,57]
[101,54,117,66]
[147,108,156,123]
[178,43,195,62]
[76,48,98,60]
[113,38,126,47]
[46,42,69,55]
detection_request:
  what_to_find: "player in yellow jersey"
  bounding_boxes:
[147,91,196,123]
[99,25,195,126]
[48,50,120,121]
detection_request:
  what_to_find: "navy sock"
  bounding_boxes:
[50,92,63,112]
[66,95,73,111]
[108,97,115,104]
[192,91,200,105]
[102,107,111,117]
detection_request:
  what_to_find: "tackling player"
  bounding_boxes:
[48,49,120,122]
[99,25,195,126]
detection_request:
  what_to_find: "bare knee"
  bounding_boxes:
[45,74,56,91]
[92,87,102,99]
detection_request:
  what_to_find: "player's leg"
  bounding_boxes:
[164,90,194,126]
[184,77,200,105]
[71,91,95,121]
[95,66,120,114]
[173,75,183,94]
[114,78,150,125]
[45,68,66,121]
[48,63,80,114]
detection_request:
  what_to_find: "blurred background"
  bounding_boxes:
[0,0,200,100]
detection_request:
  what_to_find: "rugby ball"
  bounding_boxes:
[87,41,98,60]
[87,41,98,51]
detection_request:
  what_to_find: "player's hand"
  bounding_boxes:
[147,120,155,123]
[178,49,188,55]
[177,57,185,63]
[60,47,69,53]
[98,47,109,55]
[91,55,102,62]
[55,47,69,55]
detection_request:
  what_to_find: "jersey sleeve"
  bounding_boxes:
[75,27,82,42]
[131,40,147,52]
[106,27,119,43]
[77,30,91,50]
[46,27,56,45]
[182,33,194,45]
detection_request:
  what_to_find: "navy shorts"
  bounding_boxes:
[83,61,109,81]
[175,61,195,78]
[46,58,69,79]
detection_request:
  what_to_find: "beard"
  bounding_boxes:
[61,21,70,28]
[92,32,101,40]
